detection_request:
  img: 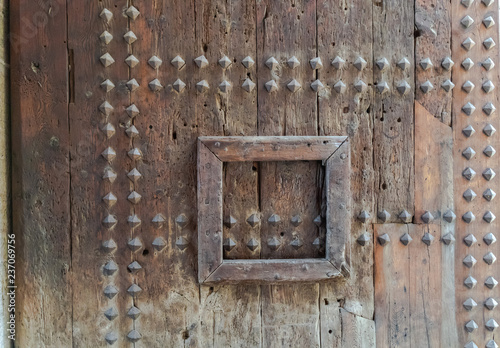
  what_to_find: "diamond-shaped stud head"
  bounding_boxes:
[103,260,118,276]
[464,342,479,348]
[196,80,210,93]
[461,15,474,28]
[127,306,141,320]
[441,57,454,71]
[358,210,370,223]
[399,210,412,223]
[100,53,115,67]
[484,233,497,245]
[175,236,189,250]
[353,57,367,71]
[378,233,390,246]
[102,239,117,252]
[376,57,390,71]
[126,78,139,91]
[267,237,281,251]
[378,210,391,222]
[441,233,455,245]
[462,37,476,51]
[484,124,497,136]
[152,237,167,251]
[483,168,496,181]
[464,276,477,289]
[242,78,256,93]
[105,332,118,345]
[462,102,476,116]
[171,55,185,70]
[101,123,116,139]
[291,215,303,227]
[290,238,303,250]
[421,211,433,223]
[268,214,281,226]
[483,16,495,28]
[397,57,410,70]
[462,211,475,223]
[462,147,476,160]
[265,57,279,70]
[400,233,413,246]
[332,56,346,69]
[148,56,162,69]
[265,80,278,93]
[483,0,494,6]
[219,80,231,93]
[310,57,323,70]
[422,232,434,246]
[242,56,255,68]
[223,238,236,252]
[465,320,479,333]
[175,214,188,228]
[463,298,478,311]
[312,237,322,249]
[483,102,496,115]
[102,192,117,207]
[312,79,325,92]
[101,79,115,92]
[247,214,260,227]
[484,188,496,201]
[484,252,497,265]
[219,55,232,69]
[461,0,474,6]
[486,320,499,332]
[125,55,139,68]
[126,5,140,20]
[100,31,113,44]
[128,261,142,274]
[194,55,209,68]
[484,145,497,157]
[102,215,117,229]
[127,168,142,182]
[127,330,142,343]
[441,80,455,92]
[483,80,495,93]
[463,254,477,268]
[462,58,474,71]
[485,297,498,310]
[287,56,300,69]
[247,238,259,251]
[101,147,116,162]
[223,215,237,228]
[123,31,137,44]
[376,81,390,94]
[287,79,302,92]
[100,8,113,22]
[420,80,434,93]
[333,80,346,94]
[127,238,142,252]
[462,125,475,137]
[313,215,322,227]
[419,58,433,70]
[127,284,142,297]
[104,285,119,299]
[463,188,477,202]
[484,38,496,50]
[126,125,139,138]
[483,58,495,71]
[486,276,499,289]
[127,215,141,228]
[127,191,142,204]
[126,104,140,118]
[353,80,367,93]
[396,81,411,95]
[463,167,476,181]
[173,79,186,93]
[464,234,477,247]
[357,233,370,246]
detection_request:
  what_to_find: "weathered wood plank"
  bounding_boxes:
[10,0,71,346]
[340,308,376,348]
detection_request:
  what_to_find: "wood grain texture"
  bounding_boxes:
[341,308,376,348]
[372,0,415,222]
[10,0,72,346]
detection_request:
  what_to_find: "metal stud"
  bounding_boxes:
[105,332,118,345]
[483,102,496,115]
[125,125,139,138]
[126,78,140,91]
[463,255,477,268]
[223,238,236,252]
[464,342,478,348]
[223,215,237,228]
[354,80,368,93]
[290,238,303,250]
[127,238,142,252]
[378,210,391,222]
[353,57,367,71]
[127,284,142,297]
[126,6,140,20]
[441,57,454,70]
[287,79,302,93]
[265,80,278,92]
[265,57,279,70]
[398,210,412,223]
[420,81,433,93]
[419,58,433,70]
[462,80,475,93]
[312,237,322,249]
[441,233,455,245]
[484,124,496,136]
[102,239,117,252]
[148,56,163,69]
[486,320,499,332]
[219,80,231,93]
[102,192,117,207]
[400,233,413,246]
[124,104,139,118]
[463,298,477,311]
[356,233,370,246]
[175,236,189,250]
[127,330,142,343]
[464,276,477,289]
[175,214,188,228]
[173,79,186,93]
[461,0,474,7]
[242,78,256,93]
[127,261,142,274]
[421,211,433,223]
[443,210,456,223]
[483,80,495,93]
[101,79,115,92]
[422,233,434,245]
[194,55,209,68]
[152,237,167,251]
[376,81,390,94]
[331,56,346,69]
[378,233,390,246]
[462,168,476,181]
[125,55,139,68]
[463,188,477,202]
[462,102,476,116]
[484,233,497,245]
[127,215,141,228]
[219,55,232,69]
[242,56,255,68]
[358,210,370,223]
[127,168,142,182]
[104,285,119,299]
[103,260,118,276]
[483,16,495,28]
[397,57,410,70]
[484,38,496,50]
[127,191,142,204]
[484,145,497,157]
[482,0,494,6]
[268,214,281,226]
[196,80,209,93]
[102,215,117,229]
[100,8,113,22]
[267,237,281,250]
[247,238,259,251]
[123,31,137,44]
[396,81,411,95]
[101,147,116,162]
[483,168,496,181]
[484,188,497,201]
[311,79,325,92]
[287,56,300,69]
[465,320,478,332]
[483,58,495,71]
[333,80,346,94]
[313,215,322,226]
[247,214,260,227]
[310,57,323,70]
[100,31,113,44]
[99,101,113,115]
[127,306,141,320]
[464,234,477,246]
[170,55,185,70]
[485,297,498,309]
[101,123,116,139]
[462,147,476,160]
[484,252,497,265]
[462,125,475,137]
[461,15,474,28]
[462,37,476,51]
[376,57,390,71]
[486,276,499,289]
[441,80,455,92]
[461,58,474,71]
[462,211,475,223]
[291,215,303,227]
[100,53,115,67]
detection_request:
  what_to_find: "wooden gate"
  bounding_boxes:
[9,0,499,347]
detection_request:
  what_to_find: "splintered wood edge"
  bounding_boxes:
[199,136,348,162]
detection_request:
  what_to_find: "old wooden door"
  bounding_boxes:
[10,0,500,347]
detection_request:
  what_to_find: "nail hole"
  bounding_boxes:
[142,249,149,256]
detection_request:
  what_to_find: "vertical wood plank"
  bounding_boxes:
[340,308,376,348]
[10,0,71,346]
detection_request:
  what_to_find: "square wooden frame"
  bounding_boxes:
[197,136,351,284]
